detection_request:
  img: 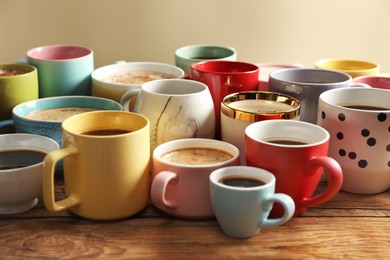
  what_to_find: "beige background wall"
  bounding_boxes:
[1,0,389,72]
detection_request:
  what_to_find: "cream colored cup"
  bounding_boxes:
[314,59,379,78]
[43,111,150,221]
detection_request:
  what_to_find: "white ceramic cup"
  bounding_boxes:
[120,79,215,151]
[317,87,390,194]
[0,133,59,214]
[92,61,185,102]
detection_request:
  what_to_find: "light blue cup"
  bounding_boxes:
[209,166,295,239]
[26,45,94,98]
[0,96,123,147]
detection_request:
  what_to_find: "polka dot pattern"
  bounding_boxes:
[321,109,390,169]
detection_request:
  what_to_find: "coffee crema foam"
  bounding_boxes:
[229,100,294,113]
[102,70,176,85]
[25,107,100,122]
[160,147,233,165]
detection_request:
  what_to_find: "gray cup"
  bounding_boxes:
[269,68,369,124]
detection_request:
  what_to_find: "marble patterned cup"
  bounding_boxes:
[120,79,215,152]
[0,96,123,147]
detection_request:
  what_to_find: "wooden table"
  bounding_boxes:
[0,178,389,259]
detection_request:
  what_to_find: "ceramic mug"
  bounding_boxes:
[92,61,185,102]
[0,96,123,147]
[151,138,240,219]
[245,120,343,217]
[26,44,94,97]
[353,75,390,90]
[120,79,215,152]
[317,87,390,194]
[43,111,150,221]
[210,166,295,238]
[314,58,380,78]
[191,60,259,139]
[255,62,304,91]
[0,133,59,214]
[269,68,370,124]
[175,45,237,73]
[0,64,38,122]
[221,91,300,165]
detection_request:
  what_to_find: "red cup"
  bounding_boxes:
[191,61,259,139]
[245,120,343,217]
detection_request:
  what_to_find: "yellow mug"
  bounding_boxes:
[0,64,38,121]
[314,58,379,78]
[43,111,150,221]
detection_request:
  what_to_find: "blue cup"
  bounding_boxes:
[0,96,122,147]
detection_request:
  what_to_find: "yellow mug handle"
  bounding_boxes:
[43,146,81,212]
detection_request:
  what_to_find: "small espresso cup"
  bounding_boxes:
[255,62,304,91]
[120,79,215,152]
[210,166,295,239]
[269,68,369,124]
[151,138,240,219]
[317,87,390,194]
[314,58,380,78]
[43,111,150,221]
[191,61,259,139]
[175,44,237,73]
[245,120,343,217]
[221,91,300,165]
[26,44,94,97]
[0,64,38,122]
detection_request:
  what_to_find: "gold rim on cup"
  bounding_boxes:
[221,91,300,122]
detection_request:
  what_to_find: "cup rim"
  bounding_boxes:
[27,44,93,61]
[209,166,275,191]
[221,91,300,121]
[141,78,208,96]
[0,133,60,173]
[12,96,123,122]
[0,64,37,78]
[245,119,330,147]
[175,44,236,60]
[269,68,352,85]
[319,87,390,112]
[191,60,259,75]
[91,61,185,88]
[314,58,380,72]
[153,138,240,168]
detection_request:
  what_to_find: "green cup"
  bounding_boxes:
[26,45,94,98]
[175,45,237,73]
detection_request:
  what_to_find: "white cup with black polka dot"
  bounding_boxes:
[318,87,390,194]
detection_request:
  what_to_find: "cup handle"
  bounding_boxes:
[150,171,179,210]
[259,193,295,228]
[0,119,14,128]
[119,89,140,112]
[43,145,81,212]
[300,156,343,209]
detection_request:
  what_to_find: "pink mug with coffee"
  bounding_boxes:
[245,120,343,217]
[150,138,240,219]
[191,61,259,139]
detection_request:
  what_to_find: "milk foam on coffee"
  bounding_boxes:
[161,147,233,165]
[102,70,176,84]
[25,107,99,122]
[229,100,294,113]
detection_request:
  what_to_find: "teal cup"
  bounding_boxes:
[0,96,122,146]
[26,45,94,98]
[175,45,237,73]
[210,166,295,238]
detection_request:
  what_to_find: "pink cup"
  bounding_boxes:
[150,138,240,219]
[256,63,304,91]
[353,75,390,90]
